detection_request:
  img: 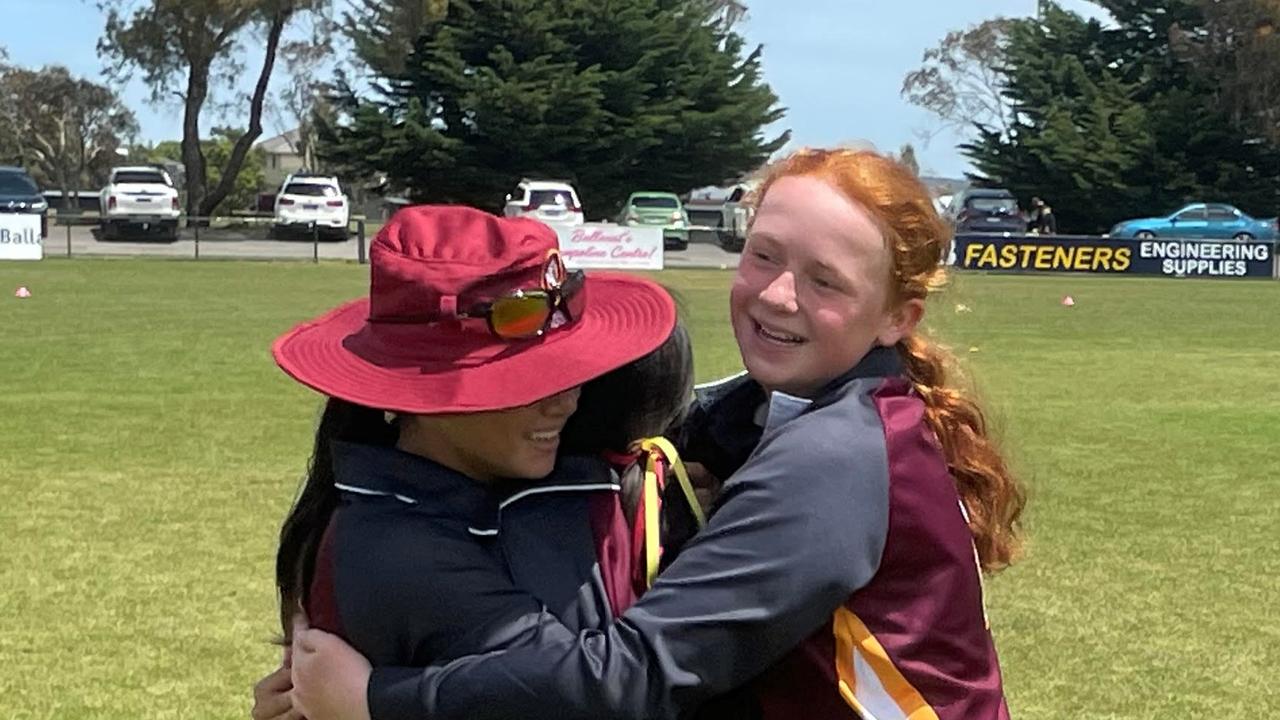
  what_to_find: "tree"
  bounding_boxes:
[98,0,328,218]
[902,18,1017,141]
[708,0,748,30]
[341,0,450,77]
[1175,0,1280,144]
[271,20,341,173]
[202,126,267,211]
[131,128,266,212]
[319,0,787,215]
[0,46,14,164]
[0,62,138,206]
[961,1,1280,233]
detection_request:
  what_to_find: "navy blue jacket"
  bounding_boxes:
[307,442,620,668]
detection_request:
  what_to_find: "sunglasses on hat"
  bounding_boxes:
[455,254,587,339]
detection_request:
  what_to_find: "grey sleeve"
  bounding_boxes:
[366,418,891,720]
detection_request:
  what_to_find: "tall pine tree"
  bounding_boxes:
[319,0,787,214]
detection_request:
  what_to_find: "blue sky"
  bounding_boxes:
[3,0,1108,178]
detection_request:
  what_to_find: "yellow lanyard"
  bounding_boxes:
[635,437,707,588]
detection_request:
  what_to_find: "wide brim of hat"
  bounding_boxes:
[272,272,677,414]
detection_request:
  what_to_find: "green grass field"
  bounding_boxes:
[1,259,1277,718]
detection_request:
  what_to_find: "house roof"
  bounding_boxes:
[256,128,301,155]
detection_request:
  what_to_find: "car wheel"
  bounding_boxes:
[1135,231,1156,239]
[716,230,743,253]
[1233,232,1254,241]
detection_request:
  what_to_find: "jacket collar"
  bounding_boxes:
[330,440,502,529]
[692,345,904,476]
[329,441,617,532]
[704,345,904,417]
[809,345,903,408]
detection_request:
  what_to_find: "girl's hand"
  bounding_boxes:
[290,615,372,720]
[251,646,302,720]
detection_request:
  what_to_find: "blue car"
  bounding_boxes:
[1110,203,1277,241]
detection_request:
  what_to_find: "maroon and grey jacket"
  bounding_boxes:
[367,346,1010,720]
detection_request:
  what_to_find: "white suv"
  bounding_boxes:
[272,173,350,240]
[503,180,584,226]
[99,166,181,241]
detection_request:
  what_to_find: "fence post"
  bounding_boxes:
[193,217,200,260]
[312,222,319,263]
[65,219,72,258]
[357,219,367,264]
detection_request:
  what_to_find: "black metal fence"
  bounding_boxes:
[43,212,372,264]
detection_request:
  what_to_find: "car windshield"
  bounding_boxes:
[970,197,1018,213]
[632,196,678,209]
[284,183,339,197]
[529,189,574,207]
[114,171,168,185]
[0,173,39,195]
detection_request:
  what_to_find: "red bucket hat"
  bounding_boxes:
[272,205,676,413]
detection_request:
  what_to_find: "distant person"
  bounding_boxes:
[1030,196,1058,235]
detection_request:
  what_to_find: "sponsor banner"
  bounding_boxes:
[952,235,1273,279]
[0,214,43,261]
[553,223,663,270]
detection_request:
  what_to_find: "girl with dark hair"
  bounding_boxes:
[251,205,697,720]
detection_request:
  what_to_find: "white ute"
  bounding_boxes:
[99,166,181,241]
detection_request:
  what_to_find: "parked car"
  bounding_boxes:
[272,173,350,241]
[1109,203,1278,241]
[951,188,1027,234]
[618,191,690,251]
[0,166,48,238]
[683,181,758,252]
[503,179,584,226]
[99,166,181,241]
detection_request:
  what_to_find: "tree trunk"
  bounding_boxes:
[199,9,291,216]
[182,62,210,221]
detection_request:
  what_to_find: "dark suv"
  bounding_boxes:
[0,166,48,238]
[953,188,1026,234]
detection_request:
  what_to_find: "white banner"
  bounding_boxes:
[553,223,663,270]
[0,214,43,261]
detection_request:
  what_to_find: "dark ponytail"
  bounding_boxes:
[275,398,397,638]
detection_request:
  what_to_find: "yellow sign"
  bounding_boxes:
[962,243,1132,272]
